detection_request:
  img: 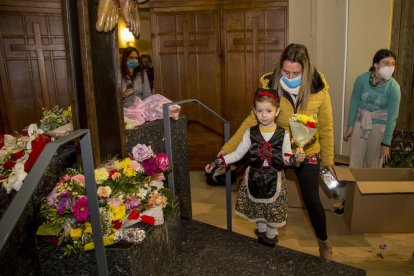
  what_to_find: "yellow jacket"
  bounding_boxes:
[222,71,334,166]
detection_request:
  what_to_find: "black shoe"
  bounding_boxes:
[258,235,278,247]
[254,229,266,238]
[333,205,344,216]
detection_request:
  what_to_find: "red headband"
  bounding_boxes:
[255,91,280,102]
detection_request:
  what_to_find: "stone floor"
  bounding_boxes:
[189,171,414,276]
[166,219,364,275]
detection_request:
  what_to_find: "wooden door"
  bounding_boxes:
[151,3,223,168]
[221,1,288,133]
[150,1,287,169]
[0,0,72,133]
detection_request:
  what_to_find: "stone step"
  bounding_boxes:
[165,220,366,275]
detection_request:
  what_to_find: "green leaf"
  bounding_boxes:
[36,223,63,236]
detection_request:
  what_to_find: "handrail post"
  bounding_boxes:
[163,100,232,232]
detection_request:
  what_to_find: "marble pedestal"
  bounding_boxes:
[0,145,77,276]
[125,116,192,220]
[37,205,181,276]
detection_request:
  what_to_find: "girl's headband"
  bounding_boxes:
[254,88,280,102]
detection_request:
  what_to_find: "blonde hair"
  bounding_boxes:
[273,43,314,111]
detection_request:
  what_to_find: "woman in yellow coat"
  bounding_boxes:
[220,43,334,259]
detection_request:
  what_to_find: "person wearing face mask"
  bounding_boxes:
[140,53,155,93]
[343,49,401,168]
[119,47,151,107]
[216,43,334,259]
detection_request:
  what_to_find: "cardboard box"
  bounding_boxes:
[334,166,414,233]
[285,168,332,210]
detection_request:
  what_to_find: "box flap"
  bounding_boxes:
[333,166,355,181]
[357,181,414,194]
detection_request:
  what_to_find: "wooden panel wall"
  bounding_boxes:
[0,0,73,133]
[391,0,414,130]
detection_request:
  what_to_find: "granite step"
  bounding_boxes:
[166,220,366,276]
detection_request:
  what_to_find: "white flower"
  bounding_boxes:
[138,188,148,198]
[6,163,28,193]
[150,180,164,191]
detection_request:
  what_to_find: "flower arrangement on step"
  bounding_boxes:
[289,113,319,154]
[39,105,73,137]
[0,124,51,193]
[36,143,174,256]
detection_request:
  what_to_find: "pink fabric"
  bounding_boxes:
[123,94,181,128]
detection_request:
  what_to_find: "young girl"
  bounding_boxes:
[206,88,305,247]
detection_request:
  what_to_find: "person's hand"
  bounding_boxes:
[323,165,336,178]
[217,150,226,157]
[295,151,306,162]
[122,88,135,98]
[343,126,353,141]
[380,145,390,164]
[205,162,215,173]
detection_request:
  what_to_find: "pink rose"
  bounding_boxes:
[97,186,112,198]
[156,153,170,171]
[71,174,85,186]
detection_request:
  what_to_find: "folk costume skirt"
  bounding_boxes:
[234,167,288,228]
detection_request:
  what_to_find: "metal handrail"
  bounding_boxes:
[0,129,108,276]
[163,99,233,232]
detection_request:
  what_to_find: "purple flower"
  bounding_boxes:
[132,144,153,162]
[143,157,161,176]
[56,197,71,215]
[125,195,141,210]
[72,197,89,222]
[47,189,58,206]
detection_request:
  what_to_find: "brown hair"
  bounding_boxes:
[121,47,145,83]
[253,88,280,108]
[272,43,314,111]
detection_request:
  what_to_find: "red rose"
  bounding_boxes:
[3,160,15,170]
[305,121,317,128]
[41,235,60,245]
[112,219,122,229]
[24,135,51,173]
[11,151,24,161]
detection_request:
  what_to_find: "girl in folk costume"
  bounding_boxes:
[206,88,305,247]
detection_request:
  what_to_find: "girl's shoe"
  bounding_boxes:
[258,235,278,247]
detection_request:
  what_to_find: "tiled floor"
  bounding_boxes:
[190,171,414,276]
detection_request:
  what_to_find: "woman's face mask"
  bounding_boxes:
[376,57,396,80]
[127,59,139,69]
[281,75,302,89]
[378,66,395,80]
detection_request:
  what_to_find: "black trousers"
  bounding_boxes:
[293,162,328,241]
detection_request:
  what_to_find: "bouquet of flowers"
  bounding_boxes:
[289,113,319,153]
[36,143,174,256]
[40,105,73,137]
[0,124,51,193]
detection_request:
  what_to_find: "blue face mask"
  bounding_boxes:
[127,59,139,69]
[281,75,302,89]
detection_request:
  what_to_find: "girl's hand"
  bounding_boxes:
[205,163,215,173]
[343,126,353,141]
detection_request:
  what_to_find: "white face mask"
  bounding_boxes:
[378,66,395,80]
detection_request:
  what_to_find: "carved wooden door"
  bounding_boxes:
[0,0,72,133]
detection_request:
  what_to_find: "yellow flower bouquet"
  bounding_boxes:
[289,113,319,153]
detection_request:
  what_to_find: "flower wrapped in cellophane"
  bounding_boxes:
[289,113,319,153]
